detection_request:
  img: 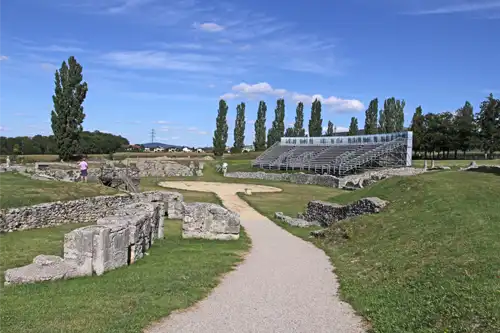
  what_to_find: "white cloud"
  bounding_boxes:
[40,63,58,71]
[187,126,208,135]
[323,125,349,133]
[100,51,221,72]
[410,1,500,15]
[0,126,8,131]
[221,82,365,112]
[0,55,8,61]
[24,45,85,53]
[194,22,225,32]
[155,120,170,124]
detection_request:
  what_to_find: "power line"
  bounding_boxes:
[150,129,156,143]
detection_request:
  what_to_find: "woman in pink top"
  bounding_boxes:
[78,157,88,182]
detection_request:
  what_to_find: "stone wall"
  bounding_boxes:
[4,201,165,285]
[0,191,183,233]
[339,168,425,189]
[225,171,341,188]
[225,168,424,190]
[3,190,242,286]
[121,158,205,177]
[275,197,388,228]
[302,198,388,227]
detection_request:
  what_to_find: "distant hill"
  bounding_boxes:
[141,142,182,149]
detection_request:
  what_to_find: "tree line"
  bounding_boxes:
[212,94,500,158]
[0,131,130,156]
[212,96,406,156]
[410,95,500,159]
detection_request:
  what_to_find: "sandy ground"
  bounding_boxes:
[146,181,365,333]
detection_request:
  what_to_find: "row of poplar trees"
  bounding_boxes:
[212,96,407,156]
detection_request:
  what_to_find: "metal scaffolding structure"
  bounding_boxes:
[252,131,413,176]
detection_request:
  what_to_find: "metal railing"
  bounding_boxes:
[337,138,406,175]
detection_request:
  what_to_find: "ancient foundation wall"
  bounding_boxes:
[0,191,184,233]
[225,171,341,188]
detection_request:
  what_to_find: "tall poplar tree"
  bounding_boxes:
[348,117,359,136]
[213,99,229,156]
[51,56,88,160]
[325,120,335,136]
[293,102,306,137]
[308,99,323,137]
[232,102,246,153]
[380,97,405,133]
[364,98,378,134]
[267,98,285,147]
[253,101,267,151]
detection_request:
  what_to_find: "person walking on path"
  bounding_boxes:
[78,157,88,182]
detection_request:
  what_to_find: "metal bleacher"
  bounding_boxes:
[252,132,413,176]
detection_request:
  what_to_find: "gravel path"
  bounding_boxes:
[146,181,365,333]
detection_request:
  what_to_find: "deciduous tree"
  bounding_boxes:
[267,99,286,147]
[348,117,359,136]
[364,98,378,134]
[454,101,475,158]
[293,102,306,137]
[325,120,335,136]
[232,102,246,153]
[51,56,88,160]
[213,99,229,156]
[410,106,425,156]
[477,94,500,158]
[253,101,267,151]
[308,99,323,137]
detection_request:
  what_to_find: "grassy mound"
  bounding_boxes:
[322,171,500,332]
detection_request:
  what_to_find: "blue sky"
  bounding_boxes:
[1,0,499,146]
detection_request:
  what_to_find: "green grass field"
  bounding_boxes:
[0,220,250,333]
[2,158,499,332]
[241,171,500,333]
[0,173,118,209]
[0,174,250,333]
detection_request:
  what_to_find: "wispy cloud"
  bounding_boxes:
[24,45,86,53]
[409,1,500,15]
[0,126,8,132]
[194,22,224,32]
[53,0,346,77]
[0,55,8,61]
[221,82,365,112]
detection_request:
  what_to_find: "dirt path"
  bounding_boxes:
[146,181,365,333]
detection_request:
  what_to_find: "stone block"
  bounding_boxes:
[92,223,130,275]
[4,255,80,286]
[274,212,320,227]
[64,226,102,276]
[182,202,240,240]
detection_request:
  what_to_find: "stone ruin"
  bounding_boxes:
[182,202,240,240]
[460,160,500,174]
[98,166,141,192]
[275,197,389,228]
[4,200,165,285]
[3,191,241,286]
[120,157,205,177]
